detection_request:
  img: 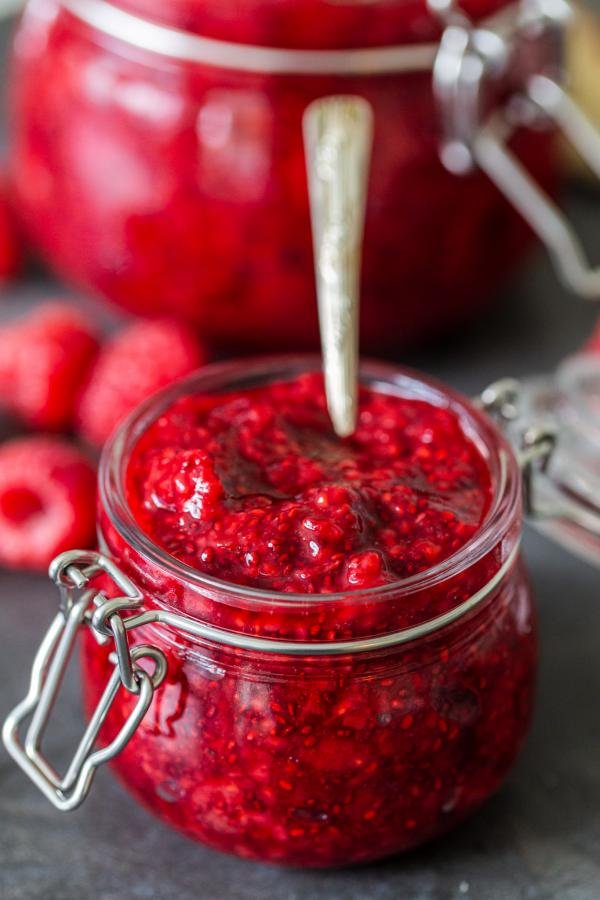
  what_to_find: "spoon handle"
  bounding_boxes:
[303,95,373,437]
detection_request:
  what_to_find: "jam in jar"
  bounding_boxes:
[8,0,558,351]
[70,356,535,866]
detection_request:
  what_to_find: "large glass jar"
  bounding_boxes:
[7,0,561,351]
[3,357,539,866]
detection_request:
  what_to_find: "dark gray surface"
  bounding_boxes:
[0,194,598,900]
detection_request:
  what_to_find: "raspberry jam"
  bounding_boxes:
[126,372,493,592]
[9,0,555,351]
[85,358,536,866]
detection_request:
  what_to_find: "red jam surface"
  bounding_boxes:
[86,369,536,866]
[10,0,556,351]
[126,373,492,592]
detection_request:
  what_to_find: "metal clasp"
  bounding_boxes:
[2,550,167,811]
[433,0,600,299]
[478,378,557,518]
[480,368,600,566]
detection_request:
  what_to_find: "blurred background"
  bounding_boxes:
[0,0,599,897]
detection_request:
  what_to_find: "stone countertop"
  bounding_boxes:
[0,29,599,900]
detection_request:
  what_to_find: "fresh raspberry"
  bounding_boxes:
[77,318,207,447]
[0,178,23,283]
[0,436,97,571]
[0,302,99,430]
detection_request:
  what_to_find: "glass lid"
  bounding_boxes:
[500,351,600,568]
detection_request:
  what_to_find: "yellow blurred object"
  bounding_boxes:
[564,4,600,181]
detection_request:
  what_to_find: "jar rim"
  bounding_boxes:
[54,0,520,74]
[99,354,522,612]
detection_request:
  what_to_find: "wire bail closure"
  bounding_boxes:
[2,552,167,811]
[477,373,600,565]
[432,0,600,299]
[478,378,558,518]
[1,541,524,810]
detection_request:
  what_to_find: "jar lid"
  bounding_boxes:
[495,352,600,567]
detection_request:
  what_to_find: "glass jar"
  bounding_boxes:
[3,357,536,866]
[9,0,594,352]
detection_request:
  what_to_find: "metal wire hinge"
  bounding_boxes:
[2,550,167,811]
[478,378,557,518]
[432,0,600,299]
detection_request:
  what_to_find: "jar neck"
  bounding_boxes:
[97,523,522,657]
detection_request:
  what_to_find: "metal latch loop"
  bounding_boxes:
[2,550,167,811]
[518,425,558,518]
[51,549,147,692]
[478,378,558,518]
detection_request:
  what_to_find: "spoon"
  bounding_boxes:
[303,95,373,437]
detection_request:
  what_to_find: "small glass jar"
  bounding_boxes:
[8,0,588,351]
[3,357,539,866]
